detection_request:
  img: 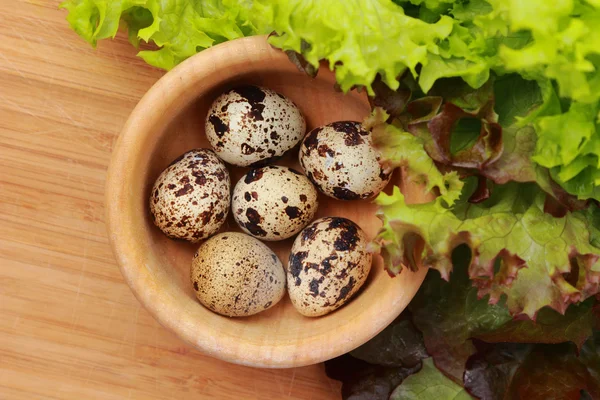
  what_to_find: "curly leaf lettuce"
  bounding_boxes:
[367,108,464,209]
[63,0,458,91]
[474,0,600,199]
[375,182,600,317]
[533,101,600,201]
[60,0,262,70]
[265,0,454,94]
[482,0,600,104]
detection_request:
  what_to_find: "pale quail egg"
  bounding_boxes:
[299,121,391,200]
[287,217,372,317]
[149,149,230,242]
[205,86,306,167]
[232,165,318,241]
[191,232,286,317]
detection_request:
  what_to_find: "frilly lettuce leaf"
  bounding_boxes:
[62,0,456,92]
[60,0,262,70]
[482,0,600,104]
[371,69,600,319]
[374,182,600,317]
[265,0,454,94]
[468,0,600,200]
[367,108,464,211]
[532,101,600,201]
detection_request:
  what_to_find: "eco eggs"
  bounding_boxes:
[191,232,286,317]
[150,86,383,320]
[150,149,230,242]
[299,121,391,200]
[232,166,318,241]
[205,86,306,167]
[287,217,372,317]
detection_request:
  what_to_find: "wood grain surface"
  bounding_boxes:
[0,1,340,398]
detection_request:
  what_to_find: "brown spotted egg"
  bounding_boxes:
[191,232,286,317]
[150,149,230,242]
[232,165,318,241]
[299,121,391,200]
[205,86,306,167]
[287,217,372,317]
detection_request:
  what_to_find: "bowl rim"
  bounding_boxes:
[105,35,427,368]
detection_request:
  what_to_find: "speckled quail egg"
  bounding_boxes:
[287,217,372,317]
[205,85,306,167]
[149,149,230,242]
[191,232,286,317]
[232,165,318,241]
[299,121,391,200]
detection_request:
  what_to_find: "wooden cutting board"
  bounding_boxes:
[0,1,341,398]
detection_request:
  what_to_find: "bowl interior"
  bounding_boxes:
[108,37,427,368]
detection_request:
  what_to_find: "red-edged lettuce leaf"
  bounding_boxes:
[374,181,600,317]
[427,101,503,170]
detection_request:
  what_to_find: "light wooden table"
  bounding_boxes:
[0,1,341,398]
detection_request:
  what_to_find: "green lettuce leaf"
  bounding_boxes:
[61,0,460,93]
[533,101,600,201]
[60,0,262,70]
[367,108,464,210]
[375,182,600,317]
[450,0,492,22]
[390,358,472,400]
[483,0,600,104]
[265,0,454,94]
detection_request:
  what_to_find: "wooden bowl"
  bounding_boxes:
[105,36,427,368]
